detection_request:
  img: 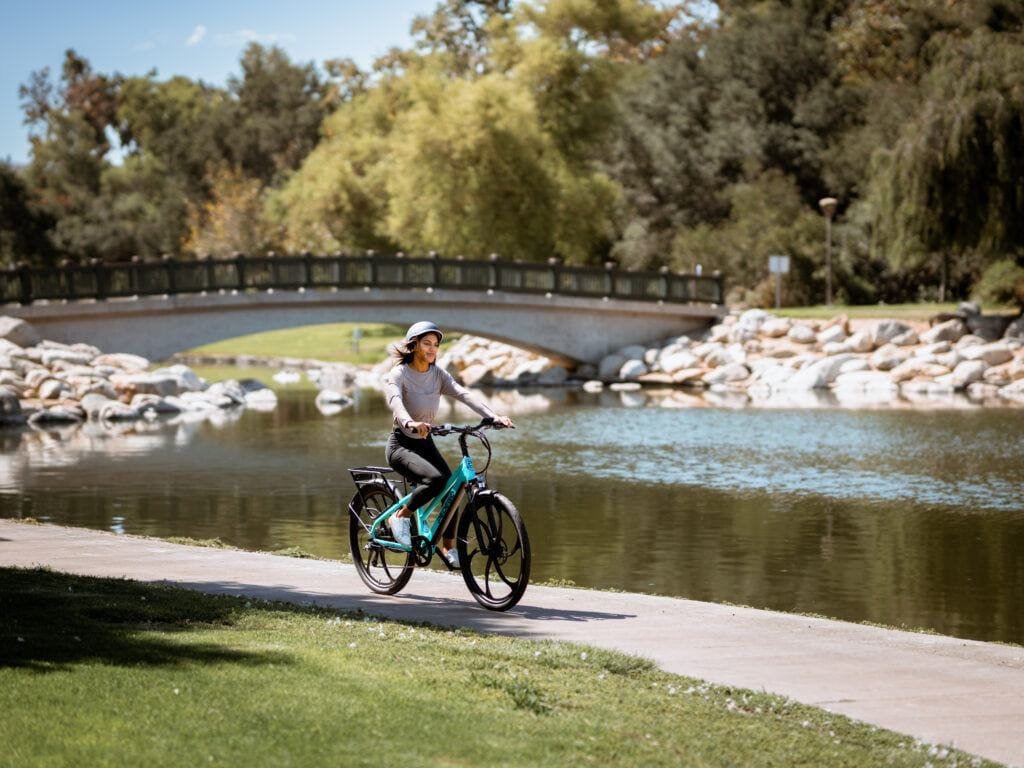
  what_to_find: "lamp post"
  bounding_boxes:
[818,197,838,307]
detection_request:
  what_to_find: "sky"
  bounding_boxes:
[0,0,440,166]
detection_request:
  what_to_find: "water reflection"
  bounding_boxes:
[1,384,1021,643]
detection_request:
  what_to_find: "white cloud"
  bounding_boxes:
[214,29,296,47]
[186,25,207,47]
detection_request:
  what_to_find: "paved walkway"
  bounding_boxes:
[2,520,1021,767]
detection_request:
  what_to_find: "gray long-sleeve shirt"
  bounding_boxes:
[384,364,497,438]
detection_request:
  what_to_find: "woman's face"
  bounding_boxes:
[412,333,441,366]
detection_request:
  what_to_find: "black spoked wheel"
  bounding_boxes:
[457,492,530,611]
[348,481,414,595]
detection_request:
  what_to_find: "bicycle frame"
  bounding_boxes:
[369,454,481,555]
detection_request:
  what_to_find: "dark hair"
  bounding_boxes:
[388,340,415,367]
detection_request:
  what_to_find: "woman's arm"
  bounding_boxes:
[438,368,513,426]
[383,367,416,431]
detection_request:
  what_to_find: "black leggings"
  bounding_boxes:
[385,430,455,538]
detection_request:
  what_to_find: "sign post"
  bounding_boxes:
[768,255,790,309]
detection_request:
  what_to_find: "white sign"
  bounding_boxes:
[768,255,790,274]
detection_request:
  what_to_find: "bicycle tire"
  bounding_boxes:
[348,481,414,595]
[456,492,530,611]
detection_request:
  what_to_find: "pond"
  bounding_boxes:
[2,382,1022,644]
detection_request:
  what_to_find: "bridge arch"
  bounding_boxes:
[4,288,723,364]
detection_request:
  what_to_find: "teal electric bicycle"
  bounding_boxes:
[346,418,530,611]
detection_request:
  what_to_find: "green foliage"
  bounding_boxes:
[671,170,824,306]
[972,258,1024,307]
[0,162,54,266]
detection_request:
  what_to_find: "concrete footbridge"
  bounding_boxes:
[0,254,726,363]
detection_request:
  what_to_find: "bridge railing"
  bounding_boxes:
[0,253,724,307]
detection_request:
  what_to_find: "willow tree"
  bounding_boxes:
[869,27,1024,298]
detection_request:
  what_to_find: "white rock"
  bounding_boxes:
[0,317,41,348]
[870,344,911,371]
[948,360,988,388]
[758,366,797,388]
[782,354,856,390]
[787,324,816,344]
[833,370,899,393]
[839,358,870,374]
[705,344,745,368]
[643,348,660,367]
[822,341,853,356]
[38,378,73,400]
[888,359,951,383]
[41,349,93,368]
[966,382,1001,400]
[272,370,302,385]
[582,380,604,393]
[870,320,913,347]
[817,325,847,345]
[702,363,749,385]
[708,324,730,343]
[619,359,649,381]
[658,350,699,375]
[151,364,207,392]
[920,319,967,344]
[845,330,874,353]
[890,330,920,346]
[935,350,963,369]
[959,342,1013,366]
[206,380,246,406]
[671,368,706,385]
[459,363,492,387]
[760,318,791,338]
[692,342,722,360]
[91,353,151,372]
[954,334,986,349]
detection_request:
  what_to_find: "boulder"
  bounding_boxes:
[959,301,981,316]
[150,364,206,392]
[91,353,151,372]
[982,363,1014,386]
[817,325,846,345]
[597,354,626,380]
[959,342,1014,366]
[757,365,797,388]
[38,378,73,400]
[98,402,142,421]
[617,345,647,362]
[966,313,1012,342]
[845,330,874,353]
[822,341,853,356]
[0,317,42,348]
[692,341,722,360]
[618,359,649,381]
[920,319,967,345]
[966,382,1001,400]
[658,349,699,375]
[671,368,706,385]
[890,330,920,346]
[764,345,799,358]
[870,344,911,371]
[1004,315,1024,339]
[783,354,856,390]
[643,347,660,367]
[205,380,246,406]
[705,344,745,368]
[934,350,963,369]
[760,317,791,338]
[943,360,988,389]
[80,393,115,419]
[888,359,951,383]
[40,349,93,367]
[954,334,986,349]
[707,324,730,343]
[870,320,913,347]
[113,373,181,397]
[832,370,899,394]
[787,324,816,344]
[839,358,870,374]
[701,363,749,385]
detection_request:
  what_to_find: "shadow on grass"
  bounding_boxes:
[0,567,292,673]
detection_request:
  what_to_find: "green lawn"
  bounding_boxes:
[1,568,995,768]
[775,303,1017,322]
[187,322,406,365]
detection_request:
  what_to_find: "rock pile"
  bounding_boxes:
[0,317,277,428]
[589,308,1024,406]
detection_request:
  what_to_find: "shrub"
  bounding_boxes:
[972,258,1024,307]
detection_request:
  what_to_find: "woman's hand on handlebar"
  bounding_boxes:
[408,420,431,438]
[493,415,514,429]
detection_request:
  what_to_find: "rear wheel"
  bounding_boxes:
[348,481,414,595]
[457,492,530,611]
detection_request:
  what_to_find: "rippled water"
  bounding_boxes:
[2,384,1022,643]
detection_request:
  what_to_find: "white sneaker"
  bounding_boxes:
[443,549,460,569]
[388,515,411,547]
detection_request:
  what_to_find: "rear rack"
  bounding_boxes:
[347,465,407,496]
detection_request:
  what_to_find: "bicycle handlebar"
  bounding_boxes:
[429,417,512,437]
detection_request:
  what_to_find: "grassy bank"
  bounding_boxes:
[1,568,993,768]
[775,303,1017,322]
[187,322,405,366]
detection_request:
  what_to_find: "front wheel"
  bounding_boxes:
[348,481,414,595]
[457,492,530,611]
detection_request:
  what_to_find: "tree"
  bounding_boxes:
[185,167,275,257]
[0,162,55,266]
[221,44,332,186]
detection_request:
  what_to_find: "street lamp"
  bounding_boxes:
[818,197,838,307]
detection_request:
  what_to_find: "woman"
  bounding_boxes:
[383,321,513,567]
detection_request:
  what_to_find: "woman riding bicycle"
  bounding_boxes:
[383,321,513,567]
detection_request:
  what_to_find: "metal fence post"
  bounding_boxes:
[302,251,314,288]
[91,259,106,301]
[234,252,246,290]
[163,254,176,294]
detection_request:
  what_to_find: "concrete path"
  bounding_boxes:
[2,520,1021,767]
